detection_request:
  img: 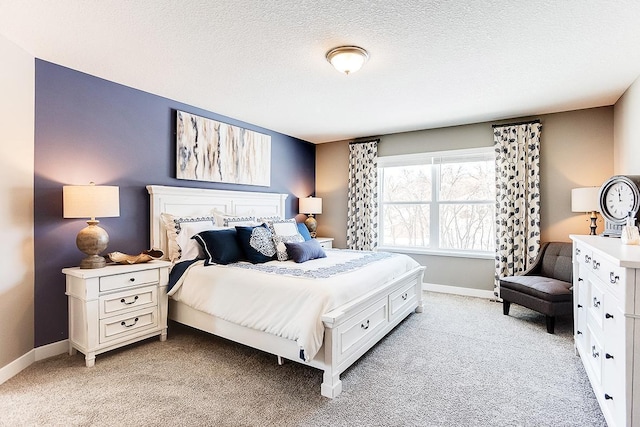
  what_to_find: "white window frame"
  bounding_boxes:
[377,147,495,259]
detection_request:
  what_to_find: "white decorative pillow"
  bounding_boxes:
[212,208,259,227]
[266,218,305,261]
[160,213,217,262]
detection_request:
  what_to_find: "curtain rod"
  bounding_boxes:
[349,138,380,145]
[492,119,541,128]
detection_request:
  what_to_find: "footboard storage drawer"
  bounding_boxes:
[64,261,171,367]
[389,280,417,321]
[338,298,388,360]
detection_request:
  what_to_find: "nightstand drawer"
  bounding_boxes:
[100,307,158,343]
[99,285,157,318]
[99,269,159,292]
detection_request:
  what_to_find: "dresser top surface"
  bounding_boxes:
[571,234,640,268]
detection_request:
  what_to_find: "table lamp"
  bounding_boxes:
[63,182,120,268]
[299,196,322,238]
[571,187,600,235]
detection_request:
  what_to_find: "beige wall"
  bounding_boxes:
[0,35,35,369]
[614,75,640,174]
[316,107,614,292]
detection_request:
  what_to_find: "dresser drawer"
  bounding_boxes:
[575,243,592,267]
[99,285,158,319]
[99,269,159,292]
[590,254,625,300]
[99,307,159,344]
[588,281,606,331]
[338,298,388,360]
[587,325,604,383]
[602,354,626,427]
[389,281,417,321]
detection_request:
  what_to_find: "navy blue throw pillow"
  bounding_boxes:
[193,229,244,265]
[296,222,312,241]
[235,225,277,263]
[284,239,327,263]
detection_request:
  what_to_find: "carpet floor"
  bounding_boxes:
[0,292,606,426]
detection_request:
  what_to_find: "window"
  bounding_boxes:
[378,147,495,256]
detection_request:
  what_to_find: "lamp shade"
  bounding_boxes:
[299,197,322,215]
[571,187,600,213]
[63,184,120,219]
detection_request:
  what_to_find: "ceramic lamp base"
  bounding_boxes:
[76,220,109,269]
[304,215,317,238]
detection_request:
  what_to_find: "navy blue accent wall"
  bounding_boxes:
[34,60,315,346]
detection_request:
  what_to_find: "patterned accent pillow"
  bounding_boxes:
[160,213,217,262]
[273,234,305,261]
[265,218,305,261]
[235,225,276,263]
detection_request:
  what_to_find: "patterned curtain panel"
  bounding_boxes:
[494,122,542,298]
[346,140,379,250]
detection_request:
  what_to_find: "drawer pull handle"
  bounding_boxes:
[609,272,619,284]
[604,394,613,400]
[593,297,601,308]
[576,248,581,255]
[585,255,591,263]
[361,320,370,330]
[120,295,139,305]
[605,353,614,359]
[591,345,599,359]
[401,293,408,301]
[605,312,614,319]
[129,277,136,282]
[576,330,582,335]
[592,260,600,270]
[121,317,139,328]
[578,278,583,282]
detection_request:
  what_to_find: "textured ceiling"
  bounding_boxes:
[1,1,640,143]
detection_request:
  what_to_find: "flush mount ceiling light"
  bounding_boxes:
[326,46,369,75]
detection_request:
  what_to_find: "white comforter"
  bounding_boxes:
[168,250,420,361]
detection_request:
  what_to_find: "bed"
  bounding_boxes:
[147,184,425,398]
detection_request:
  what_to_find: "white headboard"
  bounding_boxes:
[147,185,288,256]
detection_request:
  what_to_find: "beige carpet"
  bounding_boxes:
[0,292,605,426]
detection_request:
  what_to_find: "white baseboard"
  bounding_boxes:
[423,282,495,299]
[0,339,68,386]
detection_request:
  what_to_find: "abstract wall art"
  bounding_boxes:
[176,110,271,186]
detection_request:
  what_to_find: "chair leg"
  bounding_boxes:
[545,315,555,334]
[503,300,511,315]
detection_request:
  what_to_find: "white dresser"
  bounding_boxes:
[571,235,640,427]
[63,260,171,367]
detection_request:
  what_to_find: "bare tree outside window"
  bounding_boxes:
[379,150,495,254]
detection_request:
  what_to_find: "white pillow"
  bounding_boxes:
[160,213,217,262]
[266,218,304,261]
[212,208,259,227]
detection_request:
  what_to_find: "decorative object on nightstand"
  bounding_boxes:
[299,196,322,238]
[63,182,120,269]
[571,187,600,235]
[63,260,171,367]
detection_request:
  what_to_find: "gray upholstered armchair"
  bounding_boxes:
[499,242,573,334]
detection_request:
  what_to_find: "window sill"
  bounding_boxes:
[377,246,494,260]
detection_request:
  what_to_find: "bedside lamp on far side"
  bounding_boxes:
[63,183,120,269]
[571,187,600,235]
[299,196,322,238]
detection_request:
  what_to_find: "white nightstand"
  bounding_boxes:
[63,260,171,367]
[315,237,334,249]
